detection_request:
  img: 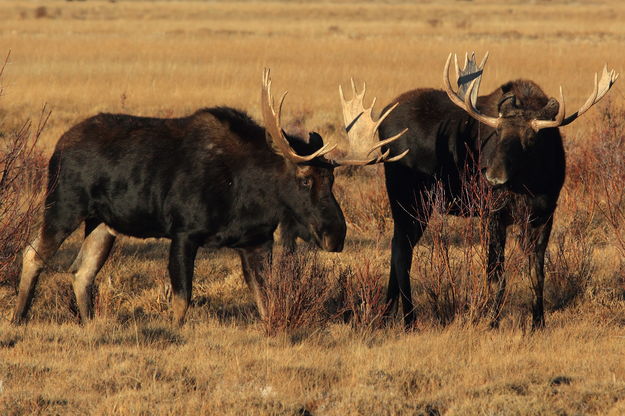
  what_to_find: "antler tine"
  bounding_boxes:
[385,149,410,163]
[331,79,408,166]
[578,72,599,116]
[463,77,495,123]
[444,52,500,129]
[558,64,619,127]
[369,96,377,112]
[365,103,407,155]
[454,53,461,84]
[261,68,336,164]
[444,53,467,110]
[369,127,408,155]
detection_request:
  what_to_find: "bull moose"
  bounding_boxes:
[379,52,618,329]
[12,69,407,326]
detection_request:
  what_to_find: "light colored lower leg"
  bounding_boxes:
[68,246,84,274]
[241,268,267,320]
[72,224,115,322]
[12,236,45,323]
[172,294,189,327]
[251,282,267,320]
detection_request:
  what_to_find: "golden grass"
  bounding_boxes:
[1,1,625,414]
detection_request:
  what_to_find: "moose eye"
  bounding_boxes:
[300,177,313,188]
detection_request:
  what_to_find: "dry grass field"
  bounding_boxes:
[1,0,625,414]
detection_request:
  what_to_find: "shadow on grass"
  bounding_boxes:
[95,321,185,348]
[194,295,259,326]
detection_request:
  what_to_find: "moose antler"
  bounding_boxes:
[444,52,618,132]
[331,79,408,166]
[261,69,336,163]
[443,52,501,129]
[556,65,620,127]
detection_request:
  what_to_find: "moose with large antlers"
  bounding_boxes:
[12,69,406,326]
[380,52,618,329]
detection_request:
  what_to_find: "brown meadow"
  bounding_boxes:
[1,1,625,414]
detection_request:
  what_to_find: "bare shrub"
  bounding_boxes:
[413,163,517,326]
[588,103,625,264]
[0,52,48,287]
[338,258,387,333]
[538,102,625,311]
[262,250,334,336]
[545,215,595,311]
[556,103,625,304]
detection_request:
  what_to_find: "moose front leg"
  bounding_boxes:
[168,234,199,327]
[238,241,273,320]
[525,217,553,329]
[486,213,507,328]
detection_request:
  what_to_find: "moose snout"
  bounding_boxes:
[322,232,344,252]
[485,171,508,187]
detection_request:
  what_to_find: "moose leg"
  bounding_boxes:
[12,222,79,324]
[526,217,553,329]
[238,241,273,319]
[486,213,507,328]
[386,190,432,329]
[387,223,426,328]
[71,223,116,323]
[168,234,199,326]
[68,219,101,274]
[68,246,84,275]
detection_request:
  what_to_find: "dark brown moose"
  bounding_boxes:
[379,52,618,329]
[12,69,406,326]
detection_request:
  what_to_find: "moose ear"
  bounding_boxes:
[308,132,324,150]
[500,82,514,94]
[537,98,560,120]
[497,92,519,115]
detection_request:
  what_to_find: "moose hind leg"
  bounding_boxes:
[238,242,273,320]
[12,234,47,324]
[386,193,432,328]
[387,225,422,327]
[72,224,116,323]
[12,225,76,324]
[68,219,101,274]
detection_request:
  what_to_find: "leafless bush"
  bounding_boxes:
[543,103,620,309]
[0,52,48,287]
[414,163,516,326]
[545,215,595,311]
[262,250,334,336]
[589,104,625,264]
[338,258,387,333]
